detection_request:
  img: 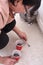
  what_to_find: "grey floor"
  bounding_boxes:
[0,14,43,65]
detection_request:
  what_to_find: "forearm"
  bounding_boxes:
[13,26,27,41]
[13,26,21,35]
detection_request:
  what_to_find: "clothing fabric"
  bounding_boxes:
[0,0,16,49]
[1,19,16,33]
[0,31,9,49]
[0,0,9,29]
[0,19,16,49]
[0,0,14,29]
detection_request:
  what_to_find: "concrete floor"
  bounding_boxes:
[0,14,43,65]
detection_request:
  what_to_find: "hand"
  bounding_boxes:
[3,57,16,65]
[18,31,27,41]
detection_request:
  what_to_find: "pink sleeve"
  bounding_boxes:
[0,13,4,29]
[0,7,5,29]
[0,7,7,29]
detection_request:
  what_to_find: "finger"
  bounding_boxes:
[11,59,16,63]
[10,60,16,65]
[23,36,27,41]
[10,61,15,65]
[4,56,11,58]
[4,59,16,65]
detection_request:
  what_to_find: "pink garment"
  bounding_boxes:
[0,0,14,29]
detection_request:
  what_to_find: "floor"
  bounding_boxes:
[0,14,43,65]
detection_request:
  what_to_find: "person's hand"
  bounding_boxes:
[3,57,16,65]
[18,31,27,41]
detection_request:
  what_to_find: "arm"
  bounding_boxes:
[13,25,27,41]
